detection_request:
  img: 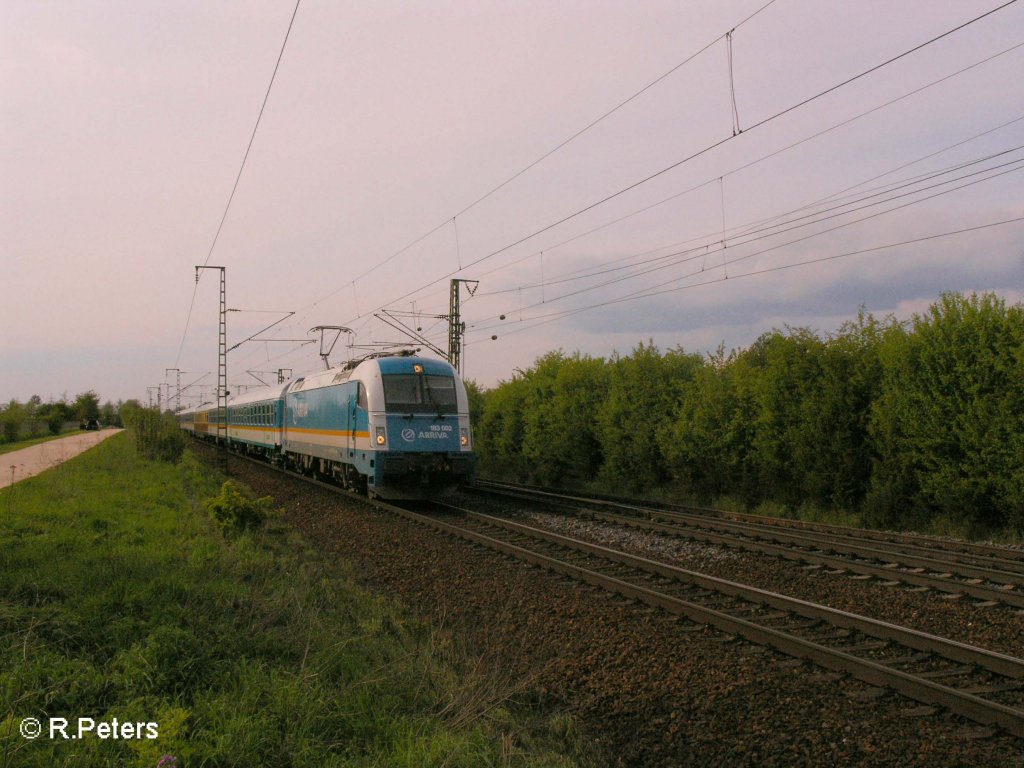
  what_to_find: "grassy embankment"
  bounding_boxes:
[0,434,590,767]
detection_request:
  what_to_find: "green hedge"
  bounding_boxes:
[474,293,1024,539]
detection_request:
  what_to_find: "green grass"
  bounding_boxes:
[0,435,591,768]
[0,431,88,457]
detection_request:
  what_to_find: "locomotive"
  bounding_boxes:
[178,353,475,499]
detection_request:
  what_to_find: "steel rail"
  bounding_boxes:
[475,478,1024,563]
[476,481,1024,576]
[582,506,1024,610]
[409,504,1024,737]
[202,450,1024,736]
[472,481,1024,608]
[635,507,1024,580]
[454,509,1024,679]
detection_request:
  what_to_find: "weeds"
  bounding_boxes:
[0,434,590,767]
[121,407,184,463]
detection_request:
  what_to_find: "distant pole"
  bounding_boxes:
[166,368,182,412]
[196,266,228,446]
[447,279,478,375]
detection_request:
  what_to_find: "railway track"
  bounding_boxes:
[478,479,1023,559]
[414,500,1024,738]
[471,479,1024,610]
[218,451,1024,738]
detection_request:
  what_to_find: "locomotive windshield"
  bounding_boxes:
[382,374,458,414]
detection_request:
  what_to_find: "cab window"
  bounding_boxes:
[382,374,457,414]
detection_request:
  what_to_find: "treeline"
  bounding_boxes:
[472,292,1024,539]
[0,392,134,443]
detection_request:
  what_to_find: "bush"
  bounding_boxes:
[866,292,1024,536]
[122,406,185,463]
[204,481,272,534]
[1,400,26,443]
[596,342,702,492]
[474,292,1024,540]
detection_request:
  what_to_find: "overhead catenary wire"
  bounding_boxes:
[442,43,1024,305]
[466,157,1024,336]
[468,215,1024,342]
[173,0,302,368]
[233,144,1024,380]
[235,140,1024,376]
[228,3,1022,380]
[293,0,782,314]
[228,1,785,371]
[474,145,1024,302]
[328,0,1020,329]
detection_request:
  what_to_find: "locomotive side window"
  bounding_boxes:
[382,374,457,414]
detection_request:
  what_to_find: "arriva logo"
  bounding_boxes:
[401,428,416,442]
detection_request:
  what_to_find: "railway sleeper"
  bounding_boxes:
[835,640,891,653]
[800,629,853,644]
[959,682,1024,696]
[914,665,978,680]
[877,652,933,667]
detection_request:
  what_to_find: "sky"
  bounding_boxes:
[2,0,1023,407]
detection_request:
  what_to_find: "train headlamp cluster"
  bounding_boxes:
[460,429,470,447]
[375,427,386,446]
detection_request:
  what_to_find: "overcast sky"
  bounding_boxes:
[2,0,1023,406]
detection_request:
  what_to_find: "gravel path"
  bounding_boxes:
[1,429,122,488]
[210,449,1024,767]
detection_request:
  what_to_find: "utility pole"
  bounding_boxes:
[165,368,182,413]
[196,266,227,445]
[446,279,478,375]
[375,279,479,373]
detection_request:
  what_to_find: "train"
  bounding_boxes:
[178,352,475,499]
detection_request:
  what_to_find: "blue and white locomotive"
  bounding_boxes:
[179,353,475,499]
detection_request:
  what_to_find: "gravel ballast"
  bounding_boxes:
[210,450,1024,767]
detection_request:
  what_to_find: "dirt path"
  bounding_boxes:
[0,429,123,489]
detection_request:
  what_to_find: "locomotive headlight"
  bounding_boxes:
[460,428,470,447]
[375,427,386,446]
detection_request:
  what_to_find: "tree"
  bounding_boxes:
[1,400,26,443]
[100,400,121,427]
[793,311,890,510]
[511,351,611,486]
[24,395,43,438]
[596,342,702,492]
[741,328,825,506]
[866,292,1024,534]
[660,345,753,501]
[547,353,609,485]
[474,375,531,480]
[73,391,101,422]
[36,398,71,435]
